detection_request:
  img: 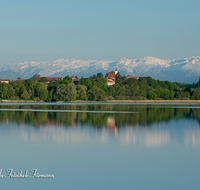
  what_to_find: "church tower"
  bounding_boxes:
[115,68,118,75]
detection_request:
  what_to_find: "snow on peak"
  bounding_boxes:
[143,57,170,67]
[3,56,200,83]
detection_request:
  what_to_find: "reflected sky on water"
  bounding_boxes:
[0,103,200,189]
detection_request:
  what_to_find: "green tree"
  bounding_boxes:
[196,77,200,87]
[38,77,48,82]
[36,82,48,101]
[80,79,93,89]
[64,76,72,83]
[97,72,103,78]
[7,85,15,98]
[46,94,52,102]
[56,83,77,101]
[116,72,123,80]
[192,87,200,99]
[174,91,181,99]
[124,78,138,85]
[88,85,105,101]
[146,77,158,88]
[92,74,98,79]
[107,86,116,97]
[47,81,59,99]
[163,90,170,100]
[76,85,87,100]
[93,78,107,91]
[117,86,126,96]
[139,77,148,87]
[31,74,41,81]
[65,83,77,101]
[56,84,68,101]
[129,84,140,96]
[21,90,31,100]
[0,83,8,99]
[59,79,70,84]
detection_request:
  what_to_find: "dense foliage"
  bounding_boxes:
[1,73,200,101]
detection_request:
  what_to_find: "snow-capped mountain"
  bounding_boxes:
[1,56,200,83]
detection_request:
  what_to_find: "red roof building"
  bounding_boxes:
[17,79,26,83]
[0,79,10,83]
[107,73,116,80]
[126,76,139,80]
[106,79,115,86]
[72,77,81,85]
[37,77,63,82]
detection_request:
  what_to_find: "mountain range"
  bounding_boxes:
[1,56,200,83]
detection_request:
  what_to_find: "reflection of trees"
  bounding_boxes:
[192,108,200,125]
[0,110,48,126]
[0,104,199,128]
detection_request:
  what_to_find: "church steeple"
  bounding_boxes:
[115,68,118,75]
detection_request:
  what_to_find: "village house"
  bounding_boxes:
[37,77,63,82]
[106,73,116,86]
[36,77,63,86]
[106,79,115,86]
[106,73,116,80]
[11,77,63,86]
[0,79,10,83]
[72,76,81,85]
[16,79,26,83]
[126,76,139,80]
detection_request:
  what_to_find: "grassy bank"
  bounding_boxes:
[0,100,44,103]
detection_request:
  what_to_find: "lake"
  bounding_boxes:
[0,103,199,189]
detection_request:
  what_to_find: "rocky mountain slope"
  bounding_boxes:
[1,56,200,83]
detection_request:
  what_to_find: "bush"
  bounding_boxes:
[107,96,114,100]
[131,96,144,100]
[9,96,20,100]
[33,97,41,102]
[115,96,126,100]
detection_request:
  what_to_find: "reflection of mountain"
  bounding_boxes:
[119,128,170,147]
[185,129,200,147]
[0,121,199,148]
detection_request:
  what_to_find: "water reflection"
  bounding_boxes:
[119,128,170,147]
[185,129,200,147]
[0,104,200,147]
[1,121,199,147]
[0,104,200,128]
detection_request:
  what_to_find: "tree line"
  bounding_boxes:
[1,72,200,101]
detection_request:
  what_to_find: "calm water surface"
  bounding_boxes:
[0,103,200,190]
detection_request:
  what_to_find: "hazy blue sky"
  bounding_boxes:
[0,0,200,64]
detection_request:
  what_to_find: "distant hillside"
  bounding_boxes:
[1,56,200,83]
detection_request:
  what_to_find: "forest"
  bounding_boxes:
[1,72,200,101]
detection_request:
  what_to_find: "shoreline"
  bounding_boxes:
[72,100,200,103]
[1,99,200,103]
